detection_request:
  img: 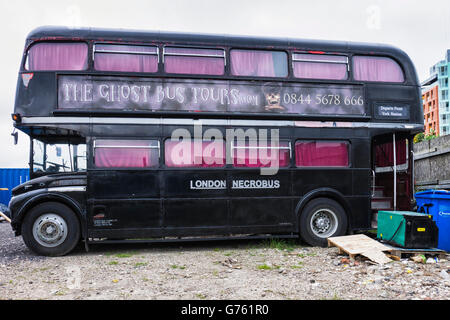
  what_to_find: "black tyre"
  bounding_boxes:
[21,202,80,256]
[299,198,348,247]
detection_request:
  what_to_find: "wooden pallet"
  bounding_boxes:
[0,211,11,223]
[328,234,393,264]
[382,244,447,260]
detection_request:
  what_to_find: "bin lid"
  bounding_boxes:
[415,189,450,199]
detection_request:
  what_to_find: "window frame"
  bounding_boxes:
[162,46,226,76]
[291,52,349,80]
[24,41,89,71]
[351,54,406,84]
[164,138,227,169]
[231,139,292,168]
[93,42,160,73]
[230,48,289,78]
[294,140,350,168]
[92,138,161,169]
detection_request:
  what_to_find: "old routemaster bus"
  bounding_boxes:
[7,26,423,256]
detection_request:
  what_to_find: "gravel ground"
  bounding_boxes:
[0,221,449,300]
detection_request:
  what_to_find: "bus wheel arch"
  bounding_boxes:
[296,190,350,247]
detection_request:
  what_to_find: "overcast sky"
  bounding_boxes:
[0,0,449,168]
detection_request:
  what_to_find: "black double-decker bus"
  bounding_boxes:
[7,26,423,256]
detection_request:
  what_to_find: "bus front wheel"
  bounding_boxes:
[21,202,80,256]
[299,198,348,247]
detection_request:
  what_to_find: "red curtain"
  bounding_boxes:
[94,44,158,73]
[293,54,347,80]
[165,140,225,168]
[28,42,88,71]
[294,61,347,80]
[164,47,224,75]
[95,53,158,73]
[94,140,157,168]
[353,56,404,82]
[233,142,290,168]
[295,141,348,167]
[375,140,407,167]
[230,50,276,77]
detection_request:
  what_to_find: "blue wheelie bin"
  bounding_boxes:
[415,189,450,252]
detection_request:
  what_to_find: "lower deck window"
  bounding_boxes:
[232,141,291,168]
[295,141,349,167]
[94,140,159,168]
[165,139,225,167]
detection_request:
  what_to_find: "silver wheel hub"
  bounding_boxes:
[310,209,338,238]
[32,214,68,247]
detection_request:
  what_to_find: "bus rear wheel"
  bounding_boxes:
[21,202,80,256]
[299,198,348,247]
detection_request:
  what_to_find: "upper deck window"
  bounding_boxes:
[230,49,288,77]
[164,47,225,75]
[293,53,348,80]
[26,42,88,71]
[94,44,158,73]
[353,55,404,83]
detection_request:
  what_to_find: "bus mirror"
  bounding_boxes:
[11,131,18,145]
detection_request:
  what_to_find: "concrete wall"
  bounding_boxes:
[414,134,450,190]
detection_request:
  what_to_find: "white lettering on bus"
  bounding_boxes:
[190,180,226,190]
[189,179,280,190]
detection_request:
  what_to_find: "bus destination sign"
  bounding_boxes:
[58,76,366,116]
[374,103,410,120]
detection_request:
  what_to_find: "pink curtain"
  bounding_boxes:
[233,142,290,167]
[165,140,225,168]
[353,56,404,82]
[295,141,348,167]
[95,140,158,168]
[375,140,407,167]
[95,45,158,72]
[164,47,224,75]
[293,54,347,80]
[27,42,88,71]
[231,50,276,77]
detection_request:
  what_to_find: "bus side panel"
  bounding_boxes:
[228,170,294,233]
[292,169,353,196]
[87,170,161,231]
[162,170,229,234]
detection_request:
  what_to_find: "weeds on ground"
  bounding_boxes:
[260,239,298,252]
[257,263,280,270]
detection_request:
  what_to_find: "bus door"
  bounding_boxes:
[87,139,162,238]
[371,133,412,214]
